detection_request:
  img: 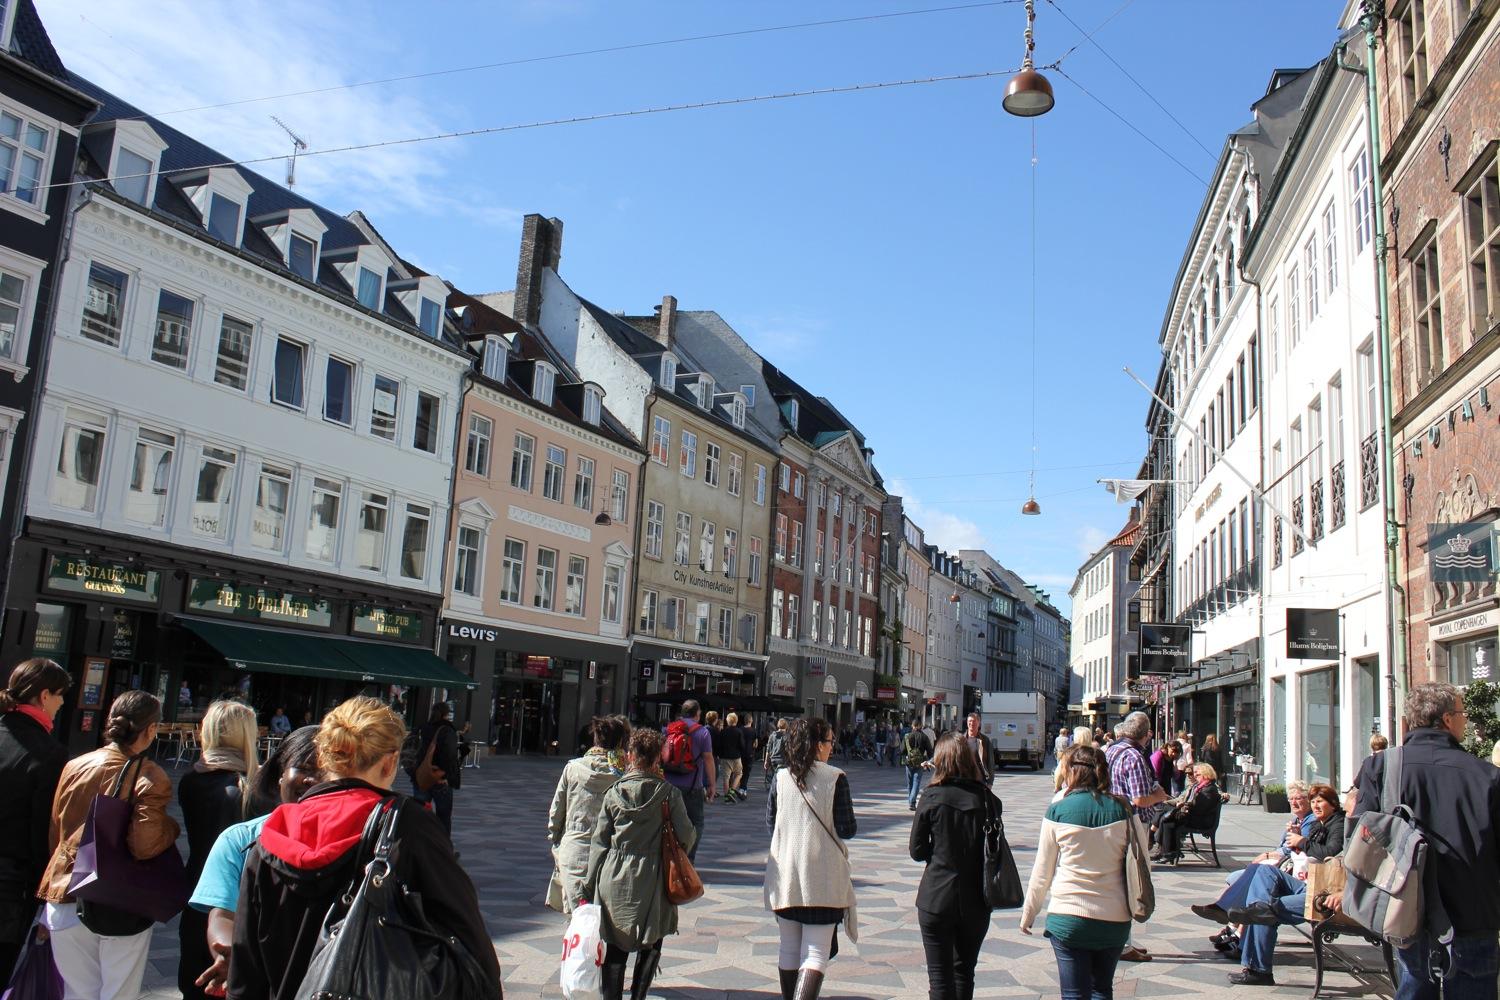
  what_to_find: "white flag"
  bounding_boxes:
[1098,479,1155,504]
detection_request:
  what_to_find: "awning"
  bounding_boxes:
[178,617,476,690]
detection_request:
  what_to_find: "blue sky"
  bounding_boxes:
[37,0,1345,615]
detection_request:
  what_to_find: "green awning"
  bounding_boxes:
[178,617,476,690]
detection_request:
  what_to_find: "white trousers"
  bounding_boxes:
[777,917,835,972]
[47,907,152,1000]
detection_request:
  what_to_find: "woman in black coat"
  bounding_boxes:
[1154,763,1222,864]
[909,732,1003,1000]
[0,659,71,981]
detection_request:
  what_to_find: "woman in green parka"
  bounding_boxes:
[547,715,629,913]
[585,726,698,1000]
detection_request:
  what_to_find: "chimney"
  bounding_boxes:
[651,294,676,348]
[514,214,564,328]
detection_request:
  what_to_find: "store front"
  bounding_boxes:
[632,639,766,727]
[1169,637,1259,781]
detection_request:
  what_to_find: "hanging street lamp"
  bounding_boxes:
[1003,0,1055,118]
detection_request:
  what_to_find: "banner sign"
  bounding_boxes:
[1138,623,1191,675]
[45,555,160,605]
[187,578,333,628]
[1287,608,1339,660]
[352,604,423,643]
[1429,523,1495,582]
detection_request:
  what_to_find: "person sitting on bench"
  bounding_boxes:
[1152,763,1221,864]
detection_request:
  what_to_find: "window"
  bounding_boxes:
[1323,202,1339,294]
[1445,634,1496,686]
[454,525,481,596]
[1414,233,1445,383]
[1305,237,1320,320]
[1268,295,1280,373]
[289,233,317,281]
[772,589,784,636]
[699,520,715,571]
[399,504,430,579]
[191,446,237,539]
[740,384,756,406]
[791,521,804,566]
[1357,340,1378,437]
[582,386,602,426]
[412,392,439,453]
[793,472,804,499]
[206,193,241,244]
[533,548,557,610]
[832,491,842,518]
[726,453,742,496]
[659,354,677,386]
[114,148,153,205]
[611,469,629,522]
[125,428,173,527]
[271,338,306,409]
[639,589,658,633]
[501,539,525,603]
[775,513,787,559]
[650,416,670,465]
[324,358,355,425]
[251,464,291,551]
[482,336,508,382]
[418,298,442,338]
[815,481,826,509]
[212,315,254,390]
[564,556,587,616]
[717,607,733,647]
[679,431,697,478]
[674,512,691,565]
[704,442,720,487]
[82,264,127,346]
[787,398,800,427]
[1394,0,1429,113]
[1299,666,1340,787]
[304,476,341,560]
[723,527,737,577]
[1287,267,1301,347]
[0,110,48,206]
[362,375,400,439]
[356,267,382,310]
[1350,150,1373,254]
[1329,375,1346,469]
[661,596,683,640]
[573,456,594,510]
[813,601,824,643]
[754,463,767,505]
[779,463,791,491]
[815,529,825,575]
[543,445,566,502]
[602,564,623,623]
[52,414,106,512]
[695,602,711,645]
[731,396,746,428]
[0,266,27,360]
[748,537,763,586]
[1464,153,1500,328]
[510,433,534,490]
[787,595,800,638]
[356,492,388,572]
[151,290,193,369]
[645,500,665,559]
[532,363,555,405]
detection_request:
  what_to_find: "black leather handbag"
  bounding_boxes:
[293,797,493,1000]
[982,793,1024,910]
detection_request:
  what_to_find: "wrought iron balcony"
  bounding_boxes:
[1291,496,1305,556]
[1273,518,1283,567]
[1360,432,1380,511]
[1310,479,1325,542]
[1330,460,1346,532]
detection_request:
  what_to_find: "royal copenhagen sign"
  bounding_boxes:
[1433,609,1497,641]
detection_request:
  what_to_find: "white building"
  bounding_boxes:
[1067,517,1141,729]
[1244,50,1389,790]
[923,548,964,728]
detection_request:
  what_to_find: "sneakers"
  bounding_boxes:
[1228,968,1276,986]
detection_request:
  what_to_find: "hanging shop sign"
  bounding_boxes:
[45,555,160,605]
[187,578,333,628]
[1286,608,1340,660]
[804,656,827,677]
[875,673,900,701]
[1428,523,1495,583]
[1139,623,1192,675]
[769,667,797,697]
[352,604,423,643]
[32,602,71,659]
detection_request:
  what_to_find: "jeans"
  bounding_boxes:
[1396,932,1499,1000]
[1050,937,1122,1000]
[907,766,925,807]
[1236,864,1306,974]
[918,908,989,1000]
[875,741,886,766]
[412,781,454,836]
[681,787,705,862]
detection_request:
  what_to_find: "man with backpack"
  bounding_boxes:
[903,715,934,811]
[1347,682,1500,1000]
[763,718,789,788]
[405,702,461,836]
[662,699,716,862]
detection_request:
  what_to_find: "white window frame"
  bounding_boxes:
[0,247,46,377]
[564,555,587,616]
[650,415,670,465]
[464,413,494,477]
[543,444,566,503]
[124,426,175,528]
[727,452,743,497]
[611,469,629,522]
[399,503,431,581]
[680,430,697,478]
[639,588,658,634]
[501,538,525,604]
[511,432,535,491]
[323,355,357,427]
[602,563,624,625]
[703,441,720,487]
[573,455,595,511]
[453,523,484,598]
[582,385,603,426]
[0,99,58,223]
[355,490,389,573]
[754,463,767,505]
[250,462,293,553]
[190,444,238,541]
[270,336,308,411]
[532,361,556,406]
[533,547,558,610]
[645,500,665,559]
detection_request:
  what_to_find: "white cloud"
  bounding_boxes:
[888,479,988,552]
[1076,525,1110,560]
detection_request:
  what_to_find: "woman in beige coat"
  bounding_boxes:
[547,715,627,913]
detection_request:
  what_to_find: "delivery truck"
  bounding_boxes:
[980,691,1046,770]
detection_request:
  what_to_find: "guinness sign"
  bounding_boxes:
[1287,608,1339,660]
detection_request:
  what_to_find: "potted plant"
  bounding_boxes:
[1263,782,1289,814]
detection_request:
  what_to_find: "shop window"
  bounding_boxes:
[1446,634,1496,685]
[1297,667,1339,789]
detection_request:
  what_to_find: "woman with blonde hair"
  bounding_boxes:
[177,700,259,1000]
[1154,762,1221,865]
[229,696,500,999]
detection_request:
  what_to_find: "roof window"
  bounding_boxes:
[582,384,604,426]
[482,335,508,382]
[533,361,556,406]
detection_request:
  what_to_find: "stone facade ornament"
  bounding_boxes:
[1433,469,1495,524]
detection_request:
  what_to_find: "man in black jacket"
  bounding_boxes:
[410,703,461,836]
[1350,682,1500,1000]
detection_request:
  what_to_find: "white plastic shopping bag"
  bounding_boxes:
[560,902,605,1000]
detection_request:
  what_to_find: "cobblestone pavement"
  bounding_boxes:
[138,755,1393,999]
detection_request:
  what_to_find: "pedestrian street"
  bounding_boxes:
[134,755,1392,999]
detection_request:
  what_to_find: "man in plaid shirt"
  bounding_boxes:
[1103,711,1170,962]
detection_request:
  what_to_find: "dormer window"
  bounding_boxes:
[207,194,240,244]
[177,166,253,247]
[660,353,678,387]
[255,207,326,282]
[787,398,800,427]
[731,395,746,429]
[696,376,714,410]
[533,362,556,406]
[114,149,153,205]
[582,385,603,426]
[419,298,442,338]
[392,273,446,336]
[97,120,168,211]
[482,335,508,382]
[356,267,382,309]
[289,233,317,280]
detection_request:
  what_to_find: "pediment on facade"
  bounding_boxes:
[603,540,633,559]
[818,432,872,484]
[456,497,498,520]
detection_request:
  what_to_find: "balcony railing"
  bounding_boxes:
[1291,496,1305,556]
[1360,432,1380,511]
[1330,459,1347,532]
[1309,479,1325,542]
[1273,518,1283,567]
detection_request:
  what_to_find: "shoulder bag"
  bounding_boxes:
[981,792,1023,909]
[660,799,703,905]
[294,797,493,1000]
[1122,811,1155,922]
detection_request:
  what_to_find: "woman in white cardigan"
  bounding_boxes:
[764,716,857,1000]
[1020,745,1145,1000]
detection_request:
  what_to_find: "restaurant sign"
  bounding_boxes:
[187,578,333,628]
[45,555,160,604]
[352,604,423,643]
[875,673,901,701]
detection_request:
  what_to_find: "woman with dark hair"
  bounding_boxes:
[1200,734,1227,791]
[41,690,179,1000]
[548,715,630,914]
[765,716,857,1000]
[586,727,696,1000]
[187,726,321,997]
[1021,744,1143,1000]
[910,732,1003,1000]
[0,658,71,980]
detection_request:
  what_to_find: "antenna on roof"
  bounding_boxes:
[270,116,309,187]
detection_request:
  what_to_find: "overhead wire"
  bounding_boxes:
[1051,66,1210,186]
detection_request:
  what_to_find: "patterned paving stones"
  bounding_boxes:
[136,755,1393,999]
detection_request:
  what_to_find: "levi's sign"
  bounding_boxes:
[447,622,498,643]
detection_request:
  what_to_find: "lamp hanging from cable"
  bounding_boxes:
[1003,0,1055,118]
[1021,121,1043,516]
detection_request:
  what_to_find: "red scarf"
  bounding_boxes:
[12,704,54,734]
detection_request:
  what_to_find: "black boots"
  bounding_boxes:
[630,944,663,1000]
[792,968,824,1000]
[599,953,628,1000]
[779,968,799,1000]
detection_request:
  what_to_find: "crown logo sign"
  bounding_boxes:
[1448,534,1475,554]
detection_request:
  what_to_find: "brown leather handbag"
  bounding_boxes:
[660,800,704,904]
